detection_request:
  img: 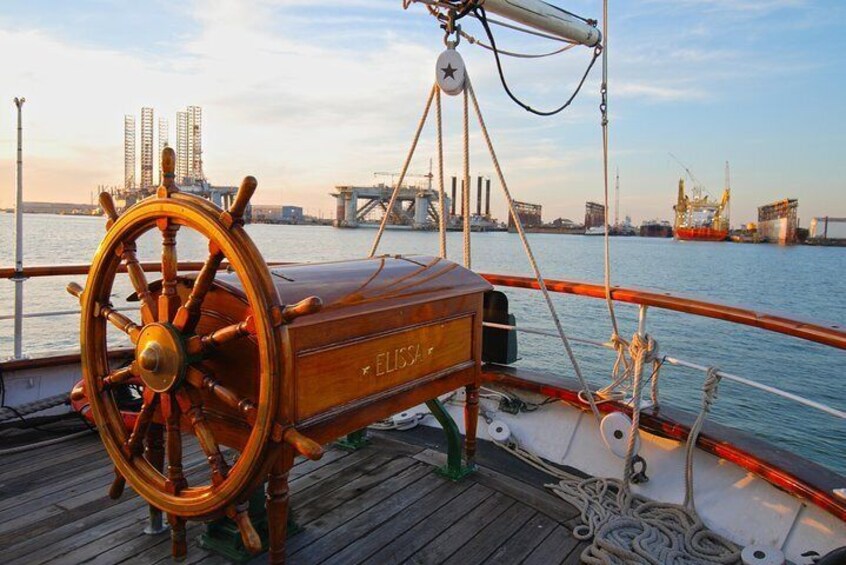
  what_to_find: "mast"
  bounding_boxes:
[12,97,25,359]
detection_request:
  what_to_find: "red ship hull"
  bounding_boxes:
[675,227,728,241]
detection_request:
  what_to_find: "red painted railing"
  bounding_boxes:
[480,273,846,350]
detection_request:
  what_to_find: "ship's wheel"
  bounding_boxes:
[68,148,321,558]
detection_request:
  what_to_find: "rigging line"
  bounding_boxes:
[435,87,447,258]
[458,29,578,59]
[474,5,601,117]
[600,0,621,341]
[465,75,601,421]
[370,83,437,258]
[463,84,472,268]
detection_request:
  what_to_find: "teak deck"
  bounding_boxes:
[0,427,586,564]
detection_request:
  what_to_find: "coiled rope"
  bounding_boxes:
[543,367,741,564]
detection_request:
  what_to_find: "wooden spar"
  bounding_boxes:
[480,273,846,350]
[480,0,601,46]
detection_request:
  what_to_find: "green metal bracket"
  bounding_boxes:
[335,428,370,451]
[199,487,299,563]
[426,398,475,481]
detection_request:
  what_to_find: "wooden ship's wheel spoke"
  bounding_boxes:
[185,366,258,425]
[125,388,159,458]
[101,192,160,325]
[102,364,139,389]
[176,387,230,485]
[158,220,181,324]
[161,392,188,494]
[173,242,225,334]
[184,316,255,357]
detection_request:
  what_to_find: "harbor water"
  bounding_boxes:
[1,213,844,474]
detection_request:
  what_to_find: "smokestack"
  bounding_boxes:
[451,177,457,216]
[485,178,491,217]
[476,176,482,216]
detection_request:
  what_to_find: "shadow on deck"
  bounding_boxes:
[0,426,586,564]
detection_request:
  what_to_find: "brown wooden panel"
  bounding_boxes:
[295,316,473,420]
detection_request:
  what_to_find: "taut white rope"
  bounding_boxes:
[435,87,447,258]
[465,75,601,421]
[370,83,437,258]
[462,85,471,268]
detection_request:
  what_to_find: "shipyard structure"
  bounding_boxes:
[110,106,240,215]
[757,199,798,245]
[333,174,500,231]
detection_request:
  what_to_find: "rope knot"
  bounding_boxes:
[702,367,722,410]
[628,333,657,364]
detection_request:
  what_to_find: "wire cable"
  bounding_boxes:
[474,6,601,117]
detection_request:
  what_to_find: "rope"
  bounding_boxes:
[544,367,740,564]
[0,429,94,456]
[435,87,447,258]
[462,84,471,268]
[473,6,602,117]
[465,75,601,421]
[0,393,69,423]
[370,83,437,257]
[597,0,635,404]
[684,367,721,512]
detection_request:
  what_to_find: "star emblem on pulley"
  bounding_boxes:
[436,48,466,96]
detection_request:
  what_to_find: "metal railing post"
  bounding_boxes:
[12,97,26,360]
[637,304,648,338]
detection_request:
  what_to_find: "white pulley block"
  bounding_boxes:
[436,49,466,96]
[488,420,511,442]
[741,545,785,565]
[393,411,419,430]
[600,412,640,459]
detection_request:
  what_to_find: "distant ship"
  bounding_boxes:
[585,225,606,236]
[640,219,673,238]
[673,179,730,242]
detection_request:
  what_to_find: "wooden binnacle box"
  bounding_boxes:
[162,255,492,448]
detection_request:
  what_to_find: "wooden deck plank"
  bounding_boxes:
[6,502,147,565]
[2,443,214,561]
[35,450,241,564]
[414,447,580,523]
[484,511,558,564]
[290,454,417,525]
[320,478,473,565]
[292,457,428,534]
[289,468,447,563]
[441,503,537,565]
[0,431,99,470]
[364,483,493,564]
[521,524,580,565]
[407,490,514,564]
[0,439,106,483]
[0,445,209,541]
[562,541,590,565]
[1,428,585,565]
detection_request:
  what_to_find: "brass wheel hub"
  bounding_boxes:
[135,323,186,392]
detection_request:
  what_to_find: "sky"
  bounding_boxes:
[0,0,844,226]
